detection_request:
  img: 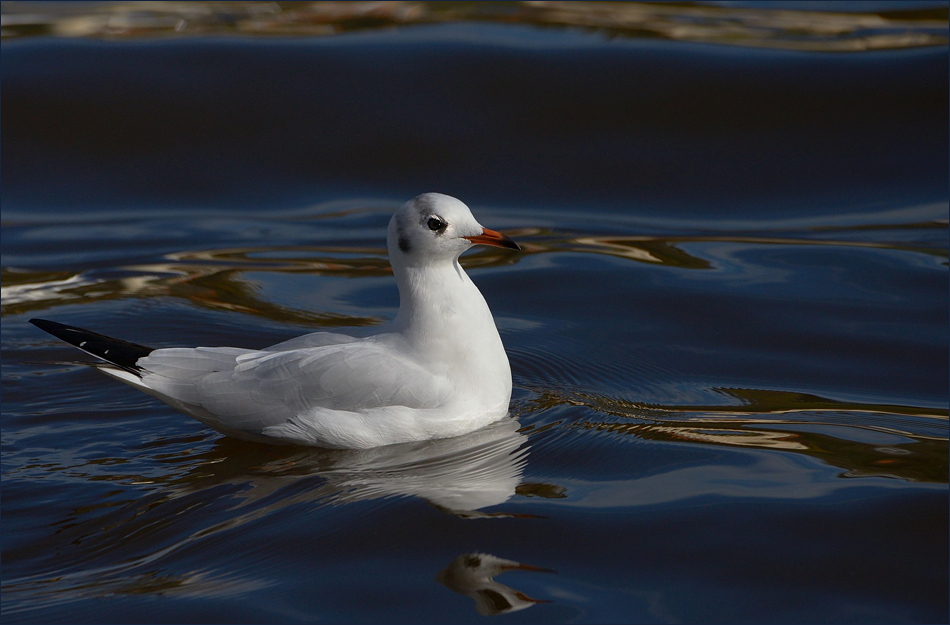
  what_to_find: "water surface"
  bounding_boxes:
[2,3,948,623]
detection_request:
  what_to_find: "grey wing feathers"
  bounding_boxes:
[263,331,359,351]
[137,347,270,427]
[136,338,446,434]
[231,340,443,411]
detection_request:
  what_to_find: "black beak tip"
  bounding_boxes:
[501,235,521,252]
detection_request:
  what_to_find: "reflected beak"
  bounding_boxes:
[463,228,521,251]
[501,563,557,573]
[513,592,552,605]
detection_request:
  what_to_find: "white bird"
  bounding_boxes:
[31,193,521,449]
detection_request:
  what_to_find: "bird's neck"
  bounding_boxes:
[389,254,512,413]
[391,258,504,364]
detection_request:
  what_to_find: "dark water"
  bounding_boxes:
[2,3,948,623]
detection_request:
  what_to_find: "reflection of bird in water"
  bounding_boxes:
[161,416,542,520]
[31,193,521,448]
[306,416,532,516]
[39,418,561,599]
[437,552,554,616]
[17,418,561,602]
[47,415,563,576]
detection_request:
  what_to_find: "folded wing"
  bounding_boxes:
[137,335,449,437]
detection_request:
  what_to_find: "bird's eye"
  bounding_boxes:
[427,217,445,232]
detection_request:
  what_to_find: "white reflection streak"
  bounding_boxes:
[1,275,100,304]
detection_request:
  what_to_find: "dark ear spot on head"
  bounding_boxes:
[398,235,411,253]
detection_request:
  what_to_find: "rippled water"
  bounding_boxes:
[2,3,948,623]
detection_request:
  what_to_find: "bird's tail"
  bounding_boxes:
[30,318,154,375]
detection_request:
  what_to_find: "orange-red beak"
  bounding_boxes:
[463,228,521,251]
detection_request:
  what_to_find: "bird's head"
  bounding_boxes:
[388,193,519,266]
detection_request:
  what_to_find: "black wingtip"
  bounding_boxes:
[30,318,154,374]
[29,318,63,333]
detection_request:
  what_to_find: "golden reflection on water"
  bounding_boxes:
[3,224,946,318]
[1,1,946,52]
[6,221,948,492]
[516,385,948,484]
[5,222,946,524]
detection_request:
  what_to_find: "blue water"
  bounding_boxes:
[2,7,948,624]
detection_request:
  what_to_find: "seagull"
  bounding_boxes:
[30,193,521,449]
